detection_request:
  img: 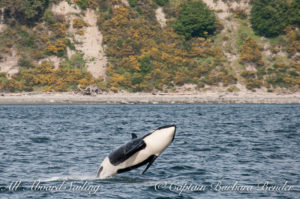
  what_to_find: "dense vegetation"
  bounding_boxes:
[250,0,300,38]
[173,0,216,39]
[98,1,235,92]
[250,0,289,37]
[0,0,52,24]
[0,0,299,93]
[289,0,300,26]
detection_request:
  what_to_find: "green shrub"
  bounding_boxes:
[245,79,262,90]
[138,56,152,75]
[18,29,35,47]
[73,18,87,29]
[173,0,216,39]
[289,0,300,26]
[250,0,289,37]
[232,7,248,19]
[74,0,89,9]
[2,0,50,24]
[154,0,169,6]
[239,37,264,66]
[60,53,86,71]
[74,0,98,10]
[227,86,240,92]
[43,10,56,24]
[18,56,35,68]
[241,70,256,79]
[66,39,76,51]
[0,72,9,92]
[128,0,138,7]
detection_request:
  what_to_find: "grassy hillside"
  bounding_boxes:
[0,0,299,93]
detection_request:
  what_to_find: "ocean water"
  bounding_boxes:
[0,104,299,199]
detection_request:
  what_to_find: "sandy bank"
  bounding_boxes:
[0,92,300,104]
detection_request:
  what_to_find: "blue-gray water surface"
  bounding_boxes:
[0,104,299,199]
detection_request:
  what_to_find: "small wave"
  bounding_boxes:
[29,136,50,144]
[104,176,154,183]
[170,165,195,170]
[38,175,97,182]
[194,147,211,152]
[38,175,154,183]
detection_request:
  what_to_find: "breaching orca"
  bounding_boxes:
[97,125,176,179]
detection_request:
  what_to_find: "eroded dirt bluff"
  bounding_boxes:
[51,0,107,78]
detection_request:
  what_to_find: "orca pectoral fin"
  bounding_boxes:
[131,133,137,139]
[142,155,157,174]
[96,166,103,178]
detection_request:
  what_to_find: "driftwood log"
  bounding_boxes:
[77,84,101,95]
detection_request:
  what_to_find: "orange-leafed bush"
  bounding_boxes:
[52,23,67,38]
[73,18,87,29]
[8,61,100,92]
[241,70,256,79]
[245,79,262,90]
[0,72,9,91]
[286,29,300,57]
[110,7,130,27]
[46,40,67,56]
[231,7,248,19]
[239,37,264,67]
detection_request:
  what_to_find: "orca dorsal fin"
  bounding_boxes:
[142,155,158,174]
[131,133,137,139]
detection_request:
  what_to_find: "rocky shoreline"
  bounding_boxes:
[0,92,300,104]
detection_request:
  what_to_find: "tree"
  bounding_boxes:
[173,0,216,39]
[154,0,169,6]
[289,0,300,26]
[0,0,49,24]
[128,0,137,7]
[139,56,152,75]
[250,0,289,37]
